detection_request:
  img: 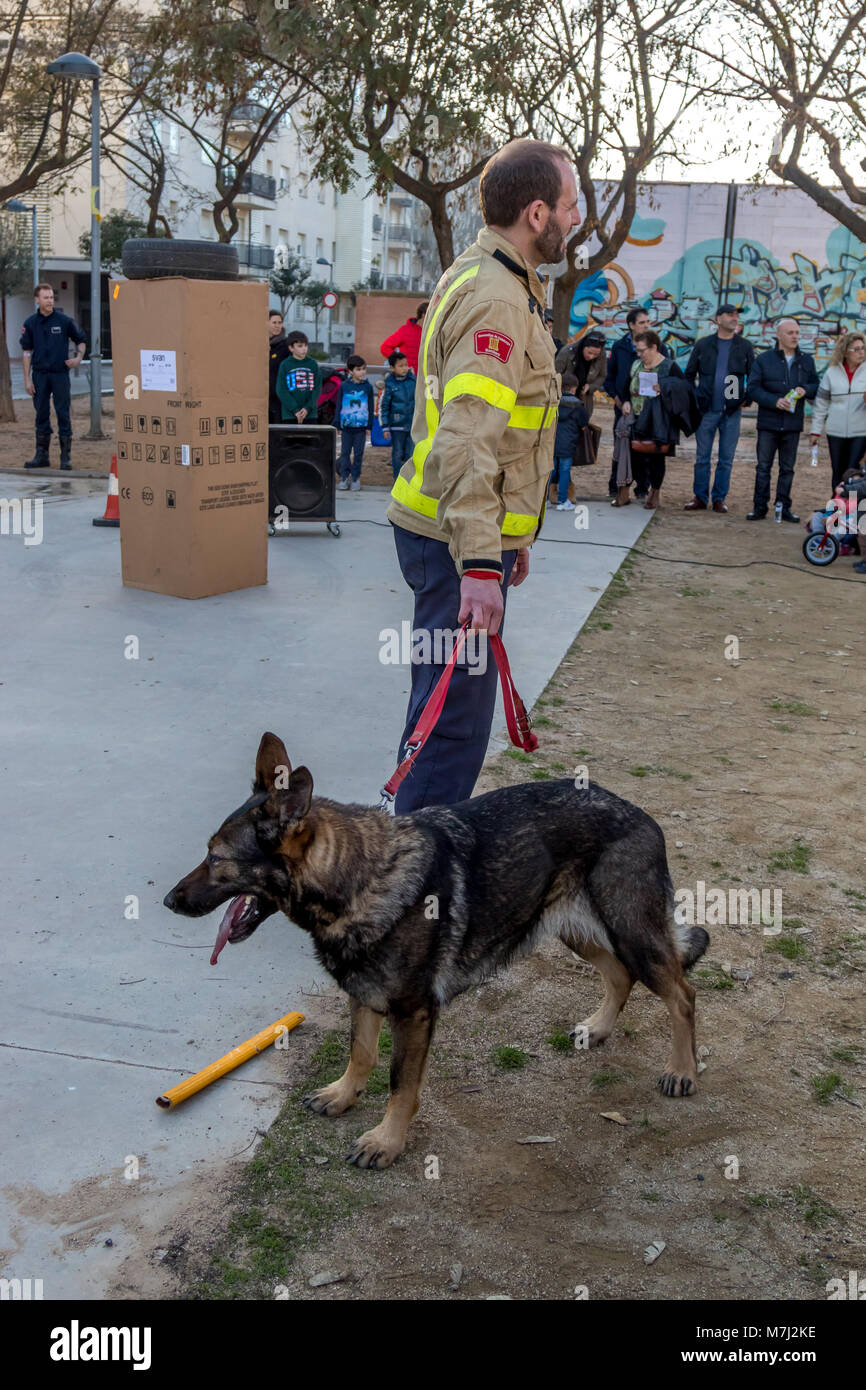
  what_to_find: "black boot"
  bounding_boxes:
[25,433,51,468]
[59,435,72,470]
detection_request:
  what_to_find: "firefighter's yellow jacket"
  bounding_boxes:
[386,227,560,579]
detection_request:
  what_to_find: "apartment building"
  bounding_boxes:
[3,104,438,364]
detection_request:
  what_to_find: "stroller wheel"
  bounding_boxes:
[802,531,839,566]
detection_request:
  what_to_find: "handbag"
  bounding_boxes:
[631,437,671,454]
[573,423,601,466]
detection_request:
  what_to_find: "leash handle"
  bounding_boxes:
[379,619,536,809]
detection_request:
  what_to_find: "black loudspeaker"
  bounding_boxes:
[268,425,339,532]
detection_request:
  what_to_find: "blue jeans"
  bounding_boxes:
[338,426,367,480]
[388,429,414,479]
[551,455,572,504]
[693,409,741,503]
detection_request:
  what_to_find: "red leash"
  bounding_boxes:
[379,620,538,809]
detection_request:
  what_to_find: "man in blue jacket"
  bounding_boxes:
[602,306,669,498]
[683,305,755,512]
[746,319,819,522]
[20,283,87,469]
[379,350,416,480]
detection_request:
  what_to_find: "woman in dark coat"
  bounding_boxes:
[621,329,685,509]
[555,331,607,420]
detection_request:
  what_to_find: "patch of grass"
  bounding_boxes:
[775,722,794,733]
[641,1191,661,1203]
[782,917,807,932]
[790,1185,841,1225]
[746,1192,778,1209]
[574,748,590,757]
[546,1027,574,1054]
[764,935,807,960]
[590,1068,626,1090]
[493,1045,529,1071]
[549,761,566,772]
[811,1072,851,1105]
[679,585,710,597]
[830,1046,861,1063]
[532,715,553,728]
[549,696,565,706]
[504,747,533,763]
[695,965,736,991]
[710,860,722,869]
[769,698,818,717]
[768,841,812,875]
[189,1030,373,1300]
[531,769,551,780]
[843,888,866,902]
[627,764,691,781]
[621,1022,638,1037]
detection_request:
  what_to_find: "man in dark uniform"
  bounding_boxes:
[20,283,87,469]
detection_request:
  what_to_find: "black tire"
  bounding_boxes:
[121,238,240,282]
[802,531,839,566]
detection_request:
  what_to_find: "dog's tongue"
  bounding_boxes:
[210,896,248,966]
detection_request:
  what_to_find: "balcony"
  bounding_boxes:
[386,223,416,245]
[238,171,276,203]
[236,242,275,271]
[227,102,273,140]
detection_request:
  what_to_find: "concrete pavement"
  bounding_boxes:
[0,479,650,1297]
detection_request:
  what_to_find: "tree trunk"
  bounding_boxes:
[0,299,16,424]
[427,189,454,273]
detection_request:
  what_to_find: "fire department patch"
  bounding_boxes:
[474,330,515,363]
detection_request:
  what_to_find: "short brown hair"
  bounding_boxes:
[634,330,662,351]
[34,282,52,296]
[479,140,571,228]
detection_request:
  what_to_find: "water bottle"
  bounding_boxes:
[774,501,783,523]
[810,444,819,467]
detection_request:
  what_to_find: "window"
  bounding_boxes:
[315,238,323,260]
[317,182,326,204]
[279,226,288,245]
[199,209,213,238]
[169,199,178,226]
[298,232,307,255]
[264,224,272,245]
[299,176,308,199]
[200,143,214,166]
[331,242,336,263]
[279,166,289,193]
[266,159,273,177]
[167,121,179,153]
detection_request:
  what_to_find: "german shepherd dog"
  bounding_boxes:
[164,733,709,1169]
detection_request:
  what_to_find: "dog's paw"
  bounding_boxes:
[302,1081,360,1117]
[345,1125,404,1170]
[657,1071,696,1098]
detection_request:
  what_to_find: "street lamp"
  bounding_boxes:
[316,256,334,359]
[4,199,39,289]
[46,51,103,440]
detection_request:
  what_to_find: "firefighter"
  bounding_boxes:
[21,284,87,469]
[386,139,580,813]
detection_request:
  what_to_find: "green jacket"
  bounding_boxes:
[276,356,321,421]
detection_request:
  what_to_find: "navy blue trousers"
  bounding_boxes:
[32,369,72,436]
[392,524,516,814]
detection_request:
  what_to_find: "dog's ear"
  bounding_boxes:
[254,732,291,793]
[256,767,314,850]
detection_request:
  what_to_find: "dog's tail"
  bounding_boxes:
[673,922,710,970]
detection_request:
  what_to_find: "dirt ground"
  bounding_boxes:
[98,398,866,1303]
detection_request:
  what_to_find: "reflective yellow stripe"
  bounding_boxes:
[391,472,439,518]
[403,264,481,497]
[443,372,517,413]
[510,403,558,430]
[502,511,540,536]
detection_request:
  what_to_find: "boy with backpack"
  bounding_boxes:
[380,350,417,479]
[335,355,376,491]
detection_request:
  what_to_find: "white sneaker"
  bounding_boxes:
[337,478,349,490]
[556,499,575,511]
[350,480,361,492]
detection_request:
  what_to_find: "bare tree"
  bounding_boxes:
[514,0,706,337]
[691,0,866,243]
[0,217,31,421]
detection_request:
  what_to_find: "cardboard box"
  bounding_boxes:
[109,276,269,599]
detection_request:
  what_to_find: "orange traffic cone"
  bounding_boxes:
[93,453,120,527]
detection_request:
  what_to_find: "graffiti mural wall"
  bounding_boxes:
[569,183,866,369]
